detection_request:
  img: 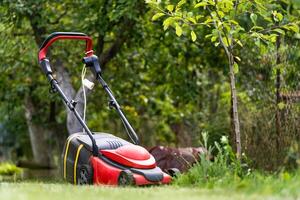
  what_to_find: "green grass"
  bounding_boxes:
[1,136,299,200]
[170,138,300,199]
[176,171,300,198]
[0,182,300,200]
[0,182,296,200]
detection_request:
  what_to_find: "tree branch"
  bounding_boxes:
[48,9,68,25]
[100,36,126,67]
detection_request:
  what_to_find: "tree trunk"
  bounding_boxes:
[228,53,242,159]
[24,96,53,166]
[53,59,78,134]
[54,59,95,134]
[211,12,242,159]
[67,85,94,134]
[171,122,192,147]
[275,35,282,153]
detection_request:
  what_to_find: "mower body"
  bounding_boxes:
[62,132,171,185]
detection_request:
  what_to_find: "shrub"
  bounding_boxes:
[0,162,22,176]
[174,132,251,187]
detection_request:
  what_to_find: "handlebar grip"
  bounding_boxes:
[38,32,93,61]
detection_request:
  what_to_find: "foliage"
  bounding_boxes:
[174,133,300,197]
[176,166,300,197]
[175,132,250,186]
[147,0,300,164]
[0,0,300,170]
[147,0,300,45]
[0,0,231,157]
[0,163,22,176]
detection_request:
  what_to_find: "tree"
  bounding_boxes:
[1,0,299,170]
[0,0,147,166]
[148,0,299,158]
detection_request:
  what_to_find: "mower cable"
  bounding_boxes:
[81,64,87,133]
[120,116,135,144]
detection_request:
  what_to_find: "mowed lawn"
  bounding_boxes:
[0,182,298,200]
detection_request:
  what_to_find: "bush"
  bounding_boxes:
[174,132,250,187]
[173,132,300,196]
[0,163,22,176]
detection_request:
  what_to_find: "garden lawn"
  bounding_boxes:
[0,182,298,200]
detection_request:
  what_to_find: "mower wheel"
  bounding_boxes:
[166,168,181,177]
[77,165,93,185]
[118,170,135,186]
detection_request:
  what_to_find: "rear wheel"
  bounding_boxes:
[166,168,181,177]
[118,170,135,186]
[77,165,93,185]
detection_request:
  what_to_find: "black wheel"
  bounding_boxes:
[77,165,93,185]
[166,168,181,177]
[118,170,135,186]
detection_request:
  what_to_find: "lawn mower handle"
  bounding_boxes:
[38,32,99,156]
[38,32,139,154]
[38,32,93,61]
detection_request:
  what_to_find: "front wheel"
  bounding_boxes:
[118,170,135,186]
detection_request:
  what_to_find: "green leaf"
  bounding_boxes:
[196,15,204,20]
[217,11,225,18]
[278,102,285,110]
[277,12,283,21]
[234,56,241,62]
[163,17,175,30]
[289,24,299,33]
[251,26,264,31]
[152,13,165,21]
[222,37,231,47]
[236,39,243,47]
[219,0,234,12]
[167,5,174,12]
[250,13,257,25]
[233,62,239,74]
[187,17,197,24]
[203,17,213,25]
[229,20,239,25]
[177,0,186,8]
[175,24,183,36]
[191,30,197,42]
[205,34,212,38]
[272,28,285,35]
[269,34,277,43]
[211,36,217,42]
[195,2,208,8]
[272,11,283,22]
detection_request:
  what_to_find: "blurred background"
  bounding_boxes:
[1,0,300,178]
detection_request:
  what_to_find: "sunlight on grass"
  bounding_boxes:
[0,182,282,200]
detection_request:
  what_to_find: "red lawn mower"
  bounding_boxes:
[38,32,173,186]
